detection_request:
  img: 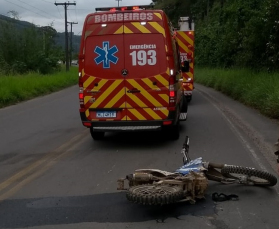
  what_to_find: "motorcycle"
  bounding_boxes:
[117,136,277,205]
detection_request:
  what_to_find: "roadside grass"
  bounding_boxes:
[195,68,279,119]
[0,67,78,108]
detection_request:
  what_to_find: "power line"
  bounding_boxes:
[4,0,64,27]
[17,0,57,19]
[0,13,36,29]
[74,4,78,22]
[4,0,51,19]
[68,9,90,11]
[55,1,76,72]
[68,9,74,22]
[56,5,63,19]
[40,0,53,3]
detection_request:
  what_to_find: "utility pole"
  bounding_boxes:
[116,0,121,7]
[68,22,78,66]
[54,2,76,71]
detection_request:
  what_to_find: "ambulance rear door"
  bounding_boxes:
[123,11,170,121]
[82,12,126,121]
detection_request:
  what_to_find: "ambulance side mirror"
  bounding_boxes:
[181,61,190,72]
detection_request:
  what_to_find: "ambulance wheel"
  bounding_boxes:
[181,95,188,112]
[162,125,179,140]
[90,128,105,140]
[170,121,180,140]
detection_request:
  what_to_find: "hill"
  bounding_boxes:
[0,14,81,54]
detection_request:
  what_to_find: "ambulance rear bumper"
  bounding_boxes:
[83,120,167,132]
[80,109,179,132]
[92,125,161,132]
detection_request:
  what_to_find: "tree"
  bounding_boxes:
[264,0,279,70]
[0,17,61,74]
[7,10,20,20]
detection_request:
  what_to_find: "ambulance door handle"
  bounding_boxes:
[127,89,141,93]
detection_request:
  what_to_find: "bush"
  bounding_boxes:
[195,67,279,119]
[34,52,60,75]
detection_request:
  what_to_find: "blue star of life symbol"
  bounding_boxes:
[94,41,119,68]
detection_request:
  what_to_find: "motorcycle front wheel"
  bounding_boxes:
[126,184,183,205]
[221,165,277,186]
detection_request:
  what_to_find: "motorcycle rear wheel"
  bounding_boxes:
[221,165,277,186]
[126,184,183,205]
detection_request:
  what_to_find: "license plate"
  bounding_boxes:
[96,111,116,118]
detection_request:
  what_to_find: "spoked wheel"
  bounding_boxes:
[221,165,277,186]
[126,184,183,205]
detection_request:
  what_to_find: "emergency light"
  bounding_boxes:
[95,5,154,12]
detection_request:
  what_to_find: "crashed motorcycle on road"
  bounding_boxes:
[117,136,277,205]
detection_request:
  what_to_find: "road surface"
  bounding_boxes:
[0,84,279,229]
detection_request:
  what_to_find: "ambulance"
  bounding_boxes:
[175,17,195,102]
[78,5,188,140]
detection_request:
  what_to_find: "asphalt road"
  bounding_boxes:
[0,84,279,229]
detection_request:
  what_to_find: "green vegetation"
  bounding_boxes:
[0,17,64,75]
[195,68,279,119]
[0,67,78,108]
[152,0,279,71]
[152,0,279,120]
[0,14,79,108]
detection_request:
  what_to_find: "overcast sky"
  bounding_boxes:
[0,0,153,34]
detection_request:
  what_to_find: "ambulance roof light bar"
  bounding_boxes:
[95,5,154,12]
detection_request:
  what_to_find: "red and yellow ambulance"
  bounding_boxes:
[78,5,188,140]
[175,17,195,102]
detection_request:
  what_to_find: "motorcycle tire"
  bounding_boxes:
[221,165,277,186]
[126,184,184,205]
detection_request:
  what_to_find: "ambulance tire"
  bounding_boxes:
[187,95,192,102]
[181,96,188,112]
[170,121,180,140]
[162,122,179,141]
[90,128,105,140]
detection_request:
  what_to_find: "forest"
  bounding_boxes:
[0,14,80,75]
[152,0,279,71]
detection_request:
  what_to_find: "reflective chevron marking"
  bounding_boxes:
[106,88,126,108]
[127,80,163,107]
[127,108,168,121]
[178,31,194,46]
[154,13,162,20]
[131,22,151,33]
[123,25,133,33]
[114,26,123,34]
[129,109,146,120]
[126,92,148,108]
[149,22,165,37]
[176,31,194,94]
[159,94,169,103]
[91,80,122,107]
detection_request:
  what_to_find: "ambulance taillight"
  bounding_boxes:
[169,69,176,109]
[79,87,84,108]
